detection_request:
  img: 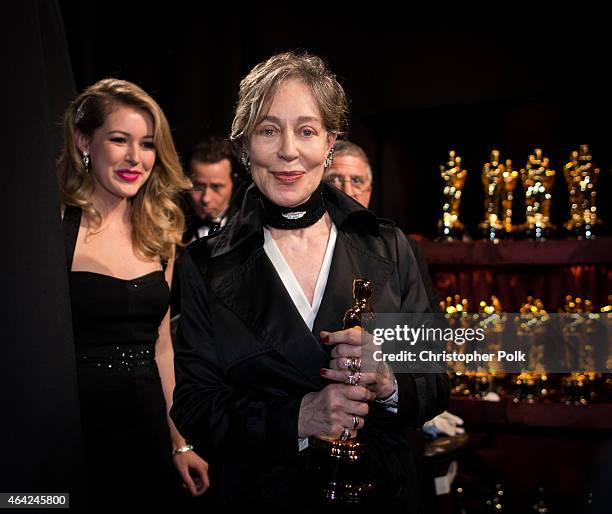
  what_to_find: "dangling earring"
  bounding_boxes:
[82,152,90,174]
[324,146,335,169]
[240,151,251,172]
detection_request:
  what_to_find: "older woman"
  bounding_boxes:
[57,79,209,506]
[171,52,448,512]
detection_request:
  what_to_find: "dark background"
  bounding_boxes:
[3,1,611,500]
[58,3,612,238]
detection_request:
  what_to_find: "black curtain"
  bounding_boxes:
[1,0,81,494]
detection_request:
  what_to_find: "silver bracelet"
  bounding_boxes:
[172,444,194,456]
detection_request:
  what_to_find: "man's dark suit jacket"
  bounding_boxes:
[171,183,449,511]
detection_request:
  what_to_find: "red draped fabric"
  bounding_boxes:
[420,238,612,312]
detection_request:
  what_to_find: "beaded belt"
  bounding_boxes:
[75,343,155,371]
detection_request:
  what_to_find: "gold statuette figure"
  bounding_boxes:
[502,159,519,235]
[479,151,519,240]
[438,150,467,240]
[520,148,556,239]
[563,144,601,239]
[513,297,550,402]
[478,296,507,378]
[310,278,376,505]
[479,150,504,240]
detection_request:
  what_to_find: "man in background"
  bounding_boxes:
[183,135,240,243]
[324,140,372,208]
[173,136,243,319]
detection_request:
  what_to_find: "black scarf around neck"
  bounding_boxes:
[260,183,326,230]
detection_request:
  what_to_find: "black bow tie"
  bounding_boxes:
[193,217,221,233]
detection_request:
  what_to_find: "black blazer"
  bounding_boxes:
[171,183,449,511]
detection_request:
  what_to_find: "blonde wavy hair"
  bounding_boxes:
[230,51,349,159]
[57,78,191,262]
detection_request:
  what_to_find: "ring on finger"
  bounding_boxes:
[340,428,351,441]
[347,371,361,386]
[348,357,362,372]
[352,414,359,430]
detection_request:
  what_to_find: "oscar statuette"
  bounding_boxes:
[519,149,556,239]
[438,150,467,240]
[479,150,505,241]
[563,144,601,239]
[309,278,377,506]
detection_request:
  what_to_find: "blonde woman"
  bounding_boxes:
[57,79,208,506]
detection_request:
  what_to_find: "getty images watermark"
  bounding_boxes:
[359,313,611,374]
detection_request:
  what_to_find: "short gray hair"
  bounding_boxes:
[230,51,348,157]
[331,140,373,183]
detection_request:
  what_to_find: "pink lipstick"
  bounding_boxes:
[115,169,142,183]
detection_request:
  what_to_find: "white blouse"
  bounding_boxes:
[263,223,338,331]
